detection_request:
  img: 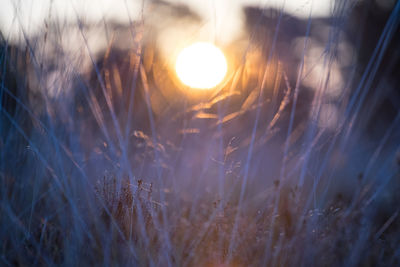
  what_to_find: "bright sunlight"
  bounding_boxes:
[175,42,228,89]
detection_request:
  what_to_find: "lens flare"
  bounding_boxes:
[175,42,227,89]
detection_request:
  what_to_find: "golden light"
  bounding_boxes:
[175,42,228,89]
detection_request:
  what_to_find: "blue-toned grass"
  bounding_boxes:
[1,0,400,266]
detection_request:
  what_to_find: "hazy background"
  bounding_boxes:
[1,0,342,43]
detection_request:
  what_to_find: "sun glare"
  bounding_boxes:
[175,42,227,89]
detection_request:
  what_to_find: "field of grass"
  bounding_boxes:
[1,0,400,266]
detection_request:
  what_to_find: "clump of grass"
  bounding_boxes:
[1,0,400,266]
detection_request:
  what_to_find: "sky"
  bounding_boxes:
[1,0,336,43]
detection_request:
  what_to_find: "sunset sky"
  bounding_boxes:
[1,0,335,43]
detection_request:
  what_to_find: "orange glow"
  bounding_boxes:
[175,42,228,89]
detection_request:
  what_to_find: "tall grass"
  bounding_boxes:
[1,0,400,266]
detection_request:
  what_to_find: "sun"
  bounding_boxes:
[175,42,228,89]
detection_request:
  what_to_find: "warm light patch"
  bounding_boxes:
[175,42,227,89]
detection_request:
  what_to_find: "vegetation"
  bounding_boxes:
[1,0,399,266]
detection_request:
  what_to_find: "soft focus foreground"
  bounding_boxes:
[1,0,400,266]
